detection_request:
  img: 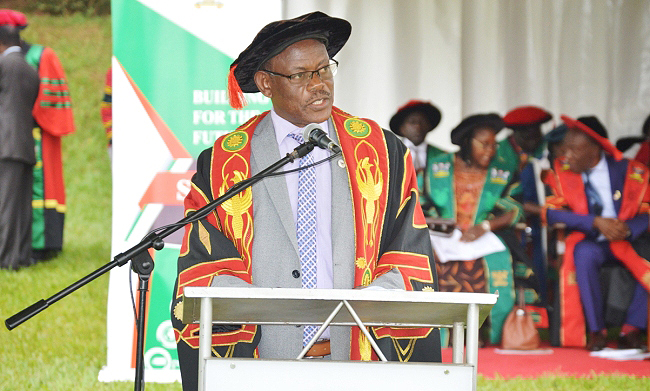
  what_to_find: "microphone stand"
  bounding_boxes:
[5,142,315,391]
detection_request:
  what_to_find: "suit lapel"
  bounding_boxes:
[329,119,355,289]
[249,116,354,286]
[606,154,625,214]
[250,115,299,255]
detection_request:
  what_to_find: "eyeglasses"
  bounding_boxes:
[472,138,499,151]
[262,59,338,85]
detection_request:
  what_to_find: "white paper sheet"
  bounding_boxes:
[429,229,506,263]
[589,348,650,361]
[494,348,554,355]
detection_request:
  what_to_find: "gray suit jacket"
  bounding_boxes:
[211,115,405,359]
[0,51,39,164]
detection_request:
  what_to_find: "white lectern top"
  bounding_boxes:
[182,287,497,327]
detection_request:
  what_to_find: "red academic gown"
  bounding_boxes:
[26,44,75,253]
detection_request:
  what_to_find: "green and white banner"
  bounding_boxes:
[100,0,279,382]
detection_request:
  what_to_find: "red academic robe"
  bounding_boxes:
[26,45,75,252]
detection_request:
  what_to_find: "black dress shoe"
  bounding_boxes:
[587,331,607,351]
[617,330,646,350]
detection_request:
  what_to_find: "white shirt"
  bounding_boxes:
[270,109,334,290]
[402,138,427,172]
[583,153,616,241]
[582,153,616,219]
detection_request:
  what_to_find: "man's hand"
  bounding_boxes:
[460,224,487,242]
[523,202,542,216]
[593,217,630,241]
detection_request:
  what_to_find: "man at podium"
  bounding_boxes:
[171,11,440,389]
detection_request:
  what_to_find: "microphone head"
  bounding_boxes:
[302,123,322,142]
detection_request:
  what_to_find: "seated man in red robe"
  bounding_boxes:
[542,115,650,351]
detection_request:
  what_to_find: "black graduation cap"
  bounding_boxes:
[576,116,608,139]
[389,100,442,136]
[228,11,351,109]
[450,113,504,146]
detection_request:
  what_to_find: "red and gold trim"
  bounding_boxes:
[175,113,267,351]
[331,107,434,360]
[209,113,267,278]
[374,251,435,288]
[175,259,252,299]
[175,323,258,349]
[332,107,390,290]
[609,161,650,292]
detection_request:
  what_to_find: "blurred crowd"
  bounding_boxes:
[391,100,650,351]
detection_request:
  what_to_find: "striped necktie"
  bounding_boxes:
[287,132,318,345]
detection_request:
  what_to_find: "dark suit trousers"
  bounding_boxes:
[573,238,648,331]
[0,160,33,269]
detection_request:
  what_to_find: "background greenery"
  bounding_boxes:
[2,0,111,16]
[0,12,648,391]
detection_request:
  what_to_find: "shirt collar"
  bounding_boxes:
[270,108,329,144]
[2,46,21,56]
[402,138,427,153]
[585,152,607,177]
[592,152,607,172]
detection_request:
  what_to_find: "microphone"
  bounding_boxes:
[303,123,341,154]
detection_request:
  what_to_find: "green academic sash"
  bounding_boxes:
[422,152,522,343]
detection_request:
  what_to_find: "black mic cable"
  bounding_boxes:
[146,141,340,235]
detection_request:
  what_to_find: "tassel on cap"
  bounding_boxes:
[228,65,247,110]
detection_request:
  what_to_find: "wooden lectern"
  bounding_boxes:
[182,287,497,391]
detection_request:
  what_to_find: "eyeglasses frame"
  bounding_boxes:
[261,59,339,85]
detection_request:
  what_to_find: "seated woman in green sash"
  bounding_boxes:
[421,113,537,345]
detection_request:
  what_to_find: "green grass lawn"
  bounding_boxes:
[0,13,647,391]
